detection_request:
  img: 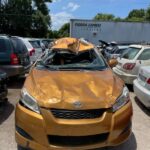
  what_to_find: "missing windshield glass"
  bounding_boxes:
[37,49,107,70]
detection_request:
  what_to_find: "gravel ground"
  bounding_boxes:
[0,78,150,150]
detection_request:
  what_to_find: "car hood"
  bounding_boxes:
[24,68,124,109]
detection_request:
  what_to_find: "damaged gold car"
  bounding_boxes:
[15,38,133,150]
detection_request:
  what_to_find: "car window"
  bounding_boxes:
[42,40,49,48]
[0,38,8,52]
[37,49,107,71]
[11,38,28,53]
[121,47,140,60]
[115,48,127,54]
[29,41,41,48]
[23,40,33,49]
[138,49,150,60]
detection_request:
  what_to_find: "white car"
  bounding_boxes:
[113,45,150,84]
[134,66,150,109]
[25,38,43,62]
[21,38,36,62]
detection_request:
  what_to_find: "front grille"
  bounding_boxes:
[48,133,109,146]
[51,109,106,119]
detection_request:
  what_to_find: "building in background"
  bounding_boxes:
[70,19,150,45]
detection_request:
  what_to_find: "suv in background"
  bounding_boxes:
[0,35,31,77]
[14,37,36,63]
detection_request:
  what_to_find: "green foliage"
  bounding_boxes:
[127,9,145,19]
[146,7,150,21]
[126,9,146,21]
[93,8,150,22]
[48,23,70,38]
[94,13,115,21]
[0,0,52,37]
[58,23,70,37]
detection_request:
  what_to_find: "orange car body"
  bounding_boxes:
[15,38,133,150]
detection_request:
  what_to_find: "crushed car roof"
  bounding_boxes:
[52,37,94,53]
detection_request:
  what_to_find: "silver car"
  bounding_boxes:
[25,38,43,62]
[134,66,150,108]
[113,45,150,84]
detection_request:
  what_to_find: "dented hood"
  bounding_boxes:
[24,69,124,109]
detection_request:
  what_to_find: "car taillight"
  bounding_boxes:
[147,78,150,84]
[29,48,35,56]
[123,63,136,70]
[10,53,19,65]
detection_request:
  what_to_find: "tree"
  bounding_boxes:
[58,23,70,37]
[146,7,150,21]
[127,9,145,19]
[93,13,115,21]
[0,0,33,36]
[0,0,52,37]
[126,9,146,21]
[31,0,52,37]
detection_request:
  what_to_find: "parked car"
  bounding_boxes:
[134,66,150,109]
[41,39,54,49]
[0,35,31,77]
[0,70,8,103]
[113,44,150,84]
[104,43,129,60]
[15,37,133,150]
[21,38,35,57]
[26,39,43,62]
[33,39,46,52]
[12,37,36,63]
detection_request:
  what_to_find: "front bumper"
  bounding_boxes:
[133,79,150,108]
[15,102,133,150]
[113,67,137,84]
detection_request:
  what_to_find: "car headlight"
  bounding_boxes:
[20,88,40,114]
[112,86,130,112]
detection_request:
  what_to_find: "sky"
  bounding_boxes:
[48,0,150,30]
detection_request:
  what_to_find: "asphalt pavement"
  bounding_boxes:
[0,78,150,150]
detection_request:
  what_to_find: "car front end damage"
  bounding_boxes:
[15,38,133,150]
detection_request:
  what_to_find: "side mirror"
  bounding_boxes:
[108,59,118,68]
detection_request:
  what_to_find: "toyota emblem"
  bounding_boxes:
[73,101,82,108]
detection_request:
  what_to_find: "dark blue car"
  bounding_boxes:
[0,35,31,77]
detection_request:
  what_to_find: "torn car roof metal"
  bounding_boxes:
[52,37,94,53]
